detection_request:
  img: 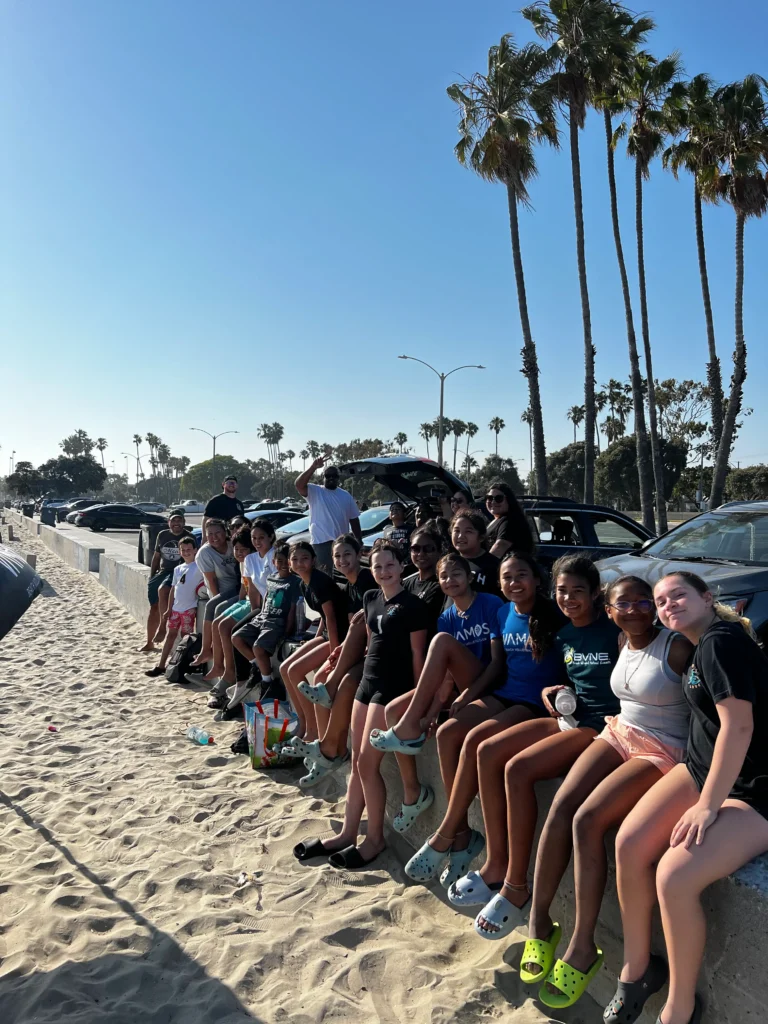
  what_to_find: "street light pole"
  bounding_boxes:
[397,356,485,468]
[465,448,485,480]
[189,427,239,495]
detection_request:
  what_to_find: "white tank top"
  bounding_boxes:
[610,627,690,750]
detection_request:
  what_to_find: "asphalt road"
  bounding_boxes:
[52,514,205,556]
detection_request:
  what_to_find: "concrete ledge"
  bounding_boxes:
[378,744,768,1024]
[98,553,151,625]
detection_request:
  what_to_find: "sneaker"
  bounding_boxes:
[227,681,259,710]
[260,678,286,703]
[220,703,246,722]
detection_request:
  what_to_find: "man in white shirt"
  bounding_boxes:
[295,456,362,573]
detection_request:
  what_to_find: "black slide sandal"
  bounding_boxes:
[604,955,668,1023]
[328,846,382,870]
[293,838,330,862]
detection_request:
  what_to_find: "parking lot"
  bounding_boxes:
[43,514,205,559]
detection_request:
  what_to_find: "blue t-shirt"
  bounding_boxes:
[490,602,564,706]
[437,592,504,666]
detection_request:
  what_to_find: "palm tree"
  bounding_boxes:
[464,422,479,471]
[306,440,321,460]
[132,434,144,480]
[566,404,585,443]
[394,432,408,452]
[523,0,638,502]
[615,52,684,532]
[593,389,607,453]
[419,422,433,459]
[703,76,768,507]
[488,416,506,456]
[284,449,296,472]
[520,408,533,482]
[450,420,467,472]
[144,432,161,467]
[299,448,309,470]
[664,74,725,453]
[95,437,108,469]
[601,415,626,443]
[448,34,556,494]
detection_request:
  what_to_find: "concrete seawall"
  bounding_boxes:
[7,506,768,1022]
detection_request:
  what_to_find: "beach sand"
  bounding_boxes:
[0,538,600,1024]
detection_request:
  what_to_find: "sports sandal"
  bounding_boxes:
[474,891,530,940]
[393,785,434,833]
[405,837,450,882]
[539,950,604,1009]
[448,870,502,908]
[298,752,349,788]
[603,954,668,1023]
[519,923,562,985]
[655,994,702,1024]
[328,845,382,870]
[297,680,333,708]
[440,829,485,889]
[293,838,331,861]
[369,727,427,754]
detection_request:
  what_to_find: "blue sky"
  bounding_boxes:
[3,0,767,482]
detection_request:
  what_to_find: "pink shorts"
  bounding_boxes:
[168,608,196,636]
[599,716,685,775]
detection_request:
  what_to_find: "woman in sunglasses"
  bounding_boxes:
[481,574,692,1013]
[439,488,473,519]
[484,479,534,560]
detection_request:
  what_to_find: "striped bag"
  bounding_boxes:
[244,699,298,769]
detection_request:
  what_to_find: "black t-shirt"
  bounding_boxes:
[685,620,768,817]
[486,513,534,553]
[343,567,378,616]
[467,551,502,597]
[362,588,429,687]
[300,568,349,643]
[404,573,444,637]
[204,494,246,522]
[383,523,414,552]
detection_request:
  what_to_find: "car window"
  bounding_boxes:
[645,510,768,565]
[277,516,310,536]
[531,513,583,546]
[591,515,647,548]
[359,507,391,530]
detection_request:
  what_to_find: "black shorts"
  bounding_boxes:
[492,694,547,717]
[355,675,410,708]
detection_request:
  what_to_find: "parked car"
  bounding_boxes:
[243,499,285,512]
[74,504,168,532]
[133,502,166,513]
[177,499,206,514]
[596,500,768,645]
[66,504,104,523]
[57,498,102,522]
[189,507,307,546]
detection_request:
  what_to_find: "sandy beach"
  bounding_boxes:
[0,537,600,1024]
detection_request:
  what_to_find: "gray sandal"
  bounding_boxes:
[603,955,667,1023]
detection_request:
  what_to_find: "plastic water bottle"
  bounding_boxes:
[555,687,578,716]
[186,725,214,745]
[294,596,306,635]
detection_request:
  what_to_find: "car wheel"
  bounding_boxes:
[90,520,107,532]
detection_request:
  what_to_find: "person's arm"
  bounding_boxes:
[667,634,695,676]
[349,516,362,542]
[489,538,512,559]
[295,457,325,498]
[450,638,505,714]
[284,601,296,637]
[246,577,261,611]
[163,584,176,621]
[671,695,754,848]
[321,599,340,650]
[150,550,162,574]
[202,570,219,598]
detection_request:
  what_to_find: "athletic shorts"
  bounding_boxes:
[168,608,196,636]
[216,599,252,623]
[232,617,285,655]
[600,715,686,775]
[492,693,548,717]
[148,569,174,606]
[355,675,412,708]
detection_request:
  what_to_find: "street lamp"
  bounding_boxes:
[9,450,16,475]
[121,452,148,490]
[397,356,485,468]
[465,448,485,479]
[189,427,239,495]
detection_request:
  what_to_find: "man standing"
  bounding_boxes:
[139,509,188,652]
[295,456,361,573]
[202,476,245,535]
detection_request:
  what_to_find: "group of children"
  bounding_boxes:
[145,494,768,1024]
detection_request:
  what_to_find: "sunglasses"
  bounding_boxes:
[410,544,437,554]
[450,497,466,505]
[485,494,506,504]
[609,599,654,613]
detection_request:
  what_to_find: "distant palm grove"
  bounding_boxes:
[447,0,767,531]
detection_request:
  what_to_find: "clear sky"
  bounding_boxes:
[3,0,767,481]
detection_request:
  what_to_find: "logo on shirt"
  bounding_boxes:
[563,645,611,666]
[503,631,529,647]
[686,667,702,690]
[455,622,490,643]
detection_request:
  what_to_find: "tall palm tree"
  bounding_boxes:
[419,422,433,460]
[488,416,506,456]
[601,415,626,443]
[448,34,556,494]
[615,52,684,532]
[394,432,408,452]
[95,437,108,469]
[451,420,467,472]
[464,421,479,471]
[703,76,768,507]
[664,73,725,453]
[306,440,321,460]
[523,0,635,502]
[144,432,161,468]
[299,448,309,470]
[284,449,296,472]
[132,434,144,481]
[520,408,533,481]
[593,389,608,453]
[566,404,585,442]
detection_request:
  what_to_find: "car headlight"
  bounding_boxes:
[717,596,751,616]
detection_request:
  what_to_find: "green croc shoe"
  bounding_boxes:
[519,923,562,986]
[539,950,604,1009]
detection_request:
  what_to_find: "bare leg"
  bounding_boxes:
[141,603,161,651]
[656,802,768,1024]
[312,660,332,735]
[319,663,363,759]
[321,699,370,853]
[324,616,367,697]
[614,764,698,984]
[356,702,389,858]
[190,619,213,666]
[218,617,238,684]
[203,619,226,681]
[154,628,179,671]
[233,628,257,664]
[280,638,329,739]
[431,701,537,853]
[152,586,171,642]
[252,644,273,677]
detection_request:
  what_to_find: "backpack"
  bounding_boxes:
[165,632,202,682]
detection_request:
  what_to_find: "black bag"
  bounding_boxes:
[165,632,202,682]
[0,543,42,642]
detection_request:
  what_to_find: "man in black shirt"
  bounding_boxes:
[202,476,246,535]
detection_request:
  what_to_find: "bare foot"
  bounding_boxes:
[356,837,386,861]
[189,654,211,668]
[137,642,156,653]
[152,630,166,644]
[203,667,224,682]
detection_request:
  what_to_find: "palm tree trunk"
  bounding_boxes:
[694,181,724,451]
[453,434,458,473]
[604,110,655,532]
[568,101,595,503]
[506,185,549,494]
[573,423,577,443]
[425,435,430,460]
[635,159,667,532]
[495,431,499,456]
[710,212,747,508]
[528,422,533,486]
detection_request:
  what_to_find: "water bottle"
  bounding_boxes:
[555,687,578,729]
[294,596,306,635]
[186,725,214,745]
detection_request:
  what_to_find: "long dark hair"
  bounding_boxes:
[487,479,534,554]
[500,550,561,661]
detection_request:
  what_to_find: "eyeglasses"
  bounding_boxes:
[485,494,506,504]
[609,599,654,613]
[450,497,466,505]
[410,544,437,554]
